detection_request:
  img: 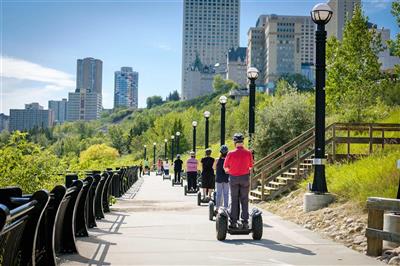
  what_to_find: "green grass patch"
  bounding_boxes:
[310,149,400,207]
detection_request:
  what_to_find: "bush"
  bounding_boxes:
[78,144,119,170]
[253,92,314,159]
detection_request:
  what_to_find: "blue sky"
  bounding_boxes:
[0,0,397,114]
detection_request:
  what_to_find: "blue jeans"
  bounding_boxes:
[216,182,229,208]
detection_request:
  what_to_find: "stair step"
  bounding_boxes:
[250,189,270,198]
[269,181,286,187]
[282,172,297,176]
[277,176,294,183]
[300,163,313,168]
[249,195,262,203]
[289,168,306,173]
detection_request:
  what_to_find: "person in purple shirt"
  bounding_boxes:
[186,151,198,191]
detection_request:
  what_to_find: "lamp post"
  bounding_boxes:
[247,67,259,147]
[204,111,211,149]
[192,121,197,153]
[143,145,147,160]
[164,139,168,160]
[310,3,333,194]
[171,135,175,161]
[176,132,181,155]
[153,142,156,170]
[219,95,227,145]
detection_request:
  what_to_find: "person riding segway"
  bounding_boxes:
[163,159,171,180]
[197,148,216,205]
[209,145,229,220]
[143,158,150,175]
[172,154,183,186]
[215,133,263,240]
[185,151,199,195]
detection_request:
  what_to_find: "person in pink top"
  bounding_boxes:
[224,133,254,229]
[186,151,198,191]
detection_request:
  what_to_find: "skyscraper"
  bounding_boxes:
[48,98,67,124]
[181,0,240,100]
[326,0,360,40]
[68,57,103,121]
[114,67,139,109]
[76,57,103,94]
[247,15,315,86]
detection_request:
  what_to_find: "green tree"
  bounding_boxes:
[278,73,313,91]
[108,125,126,154]
[213,75,240,92]
[146,95,164,109]
[79,143,119,170]
[166,90,180,101]
[274,79,297,97]
[326,4,382,121]
[388,0,400,74]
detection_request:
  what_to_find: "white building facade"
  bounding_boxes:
[181,0,240,100]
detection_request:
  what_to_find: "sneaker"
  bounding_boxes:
[229,223,238,229]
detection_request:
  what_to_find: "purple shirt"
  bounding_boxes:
[186,158,198,173]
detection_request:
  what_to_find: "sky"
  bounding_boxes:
[0,0,397,115]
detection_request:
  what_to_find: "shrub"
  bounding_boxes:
[78,144,119,170]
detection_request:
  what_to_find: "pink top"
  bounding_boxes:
[186,158,198,173]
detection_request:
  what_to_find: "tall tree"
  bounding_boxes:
[388,0,400,74]
[146,95,164,109]
[326,4,382,121]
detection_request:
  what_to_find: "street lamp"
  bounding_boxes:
[153,142,156,171]
[176,132,181,155]
[204,111,211,149]
[171,135,175,161]
[143,145,147,160]
[310,3,333,194]
[247,67,259,147]
[164,139,168,160]
[192,121,197,153]
[219,95,227,145]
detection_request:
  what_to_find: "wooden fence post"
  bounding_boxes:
[367,208,384,256]
[332,125,336,162]
[369,125,373,155]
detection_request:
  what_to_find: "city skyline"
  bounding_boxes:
[1,0,397,115]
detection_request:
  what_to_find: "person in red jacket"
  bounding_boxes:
[224,133,254,229]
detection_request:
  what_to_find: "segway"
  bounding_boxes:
[156,168,163,176]
[172,170,183,186]
[215,207,263,241]
[209,199,217,221]
[184,171,199,196]
[197,190,216,206]
[162,169,171,180]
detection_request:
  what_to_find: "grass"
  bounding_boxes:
[303,149,400,207]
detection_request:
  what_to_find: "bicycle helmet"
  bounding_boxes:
[177,154,181,159]
[189,151,195,156]
[205,148,212,156]
[233,133,244,143]
[220,145,229,154]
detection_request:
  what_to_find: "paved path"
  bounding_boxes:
[61,173,382,265]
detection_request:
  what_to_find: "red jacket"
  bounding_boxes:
[224,146,253,176]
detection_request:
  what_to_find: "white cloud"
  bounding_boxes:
[0,55,75,88]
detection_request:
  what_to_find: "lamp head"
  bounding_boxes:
[176,131,181,136]
[144,145,147,148]
[164,139,168,143]
[247,67,259,80]
[204,111,211,118]
[311,3,333,25]
[153,142,156,146]
[192,121,198,127]
[219,95,227,104]
[171,135,175,140]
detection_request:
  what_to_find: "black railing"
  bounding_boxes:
[0,166,139,266]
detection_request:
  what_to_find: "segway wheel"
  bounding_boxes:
[197,192,201,206]
[208,201,215,221]
[252,214,263,240]
[180,181,183,187]
[212,191,216,202]
[184,185,187,196]
[216,213,227,241]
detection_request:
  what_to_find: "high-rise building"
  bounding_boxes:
[376,27,400,72]
[326,0,360,40]
[68,57,103,121]
[247,15,315,86]
[226,47,247,88]
[48,98,67,124]
[67,91,102,121]
[76,57,103,94]
[9,103,54,131]
[181,0,240,100]
[114,67,139,109]
[0,114,9,132]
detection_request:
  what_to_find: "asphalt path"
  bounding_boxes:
[60,173,382,266]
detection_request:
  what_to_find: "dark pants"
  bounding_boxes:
[229,175,250,223]
[187,172,197,190]
[174,169,181,182]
